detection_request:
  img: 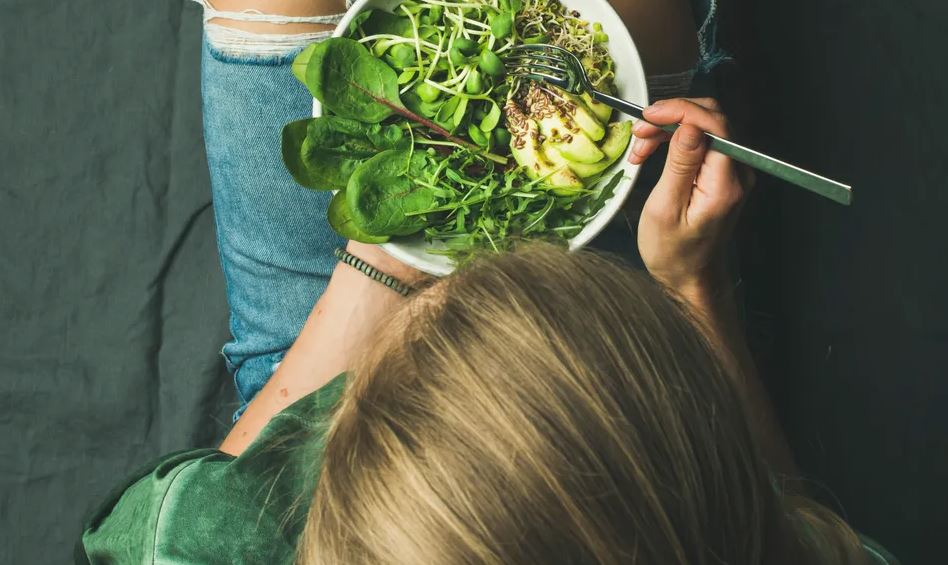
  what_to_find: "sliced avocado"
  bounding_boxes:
[524,85,605,164]
[538,114,605,164]
[581,92,613,124]
[559,92,606,141]
[541,121,633,179]
[600,121,634,161]
[506,101,584,194]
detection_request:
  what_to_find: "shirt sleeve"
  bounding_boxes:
[77,375,346,565]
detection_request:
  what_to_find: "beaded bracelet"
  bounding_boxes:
[334,248,414,297]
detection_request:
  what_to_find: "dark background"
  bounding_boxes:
[1,0,944,563]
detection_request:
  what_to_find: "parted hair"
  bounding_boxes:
[300,244,867,565]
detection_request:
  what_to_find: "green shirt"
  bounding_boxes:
[78,374,346,565]
[78,373,897,565]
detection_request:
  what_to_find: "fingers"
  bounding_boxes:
[648,124,708,212]
[628,119,671,164]
[642,98,731,139]
[629,135,667,165]
[640,98,736,178]
[631,118,666,139]
[627,98,727,165]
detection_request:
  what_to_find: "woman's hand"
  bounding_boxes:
[630,98,753,303]
[630,100,797,474]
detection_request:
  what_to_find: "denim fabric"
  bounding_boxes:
[201,41,344,419]
[200,0,725,419]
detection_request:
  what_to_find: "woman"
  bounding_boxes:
[77,1,895,563]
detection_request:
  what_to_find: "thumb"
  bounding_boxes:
[654,124,708,208]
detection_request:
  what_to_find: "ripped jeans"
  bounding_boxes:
[195,0,727,418]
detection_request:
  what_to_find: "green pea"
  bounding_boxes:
[415,82,441,103]
[453,37,478,55]
[478,49,505,77]
[385,43,416,69]
[465,69,484,94]
[449,46,467,66]
[490,11,514,40]
[593,32,609,44]
[494,127,512,148]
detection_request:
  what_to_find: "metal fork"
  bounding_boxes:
[503,44,853,205]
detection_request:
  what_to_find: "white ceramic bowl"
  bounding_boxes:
[315,0,648,276]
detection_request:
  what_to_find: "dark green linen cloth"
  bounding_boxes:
[77,375,345,565]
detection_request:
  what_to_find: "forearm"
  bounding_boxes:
[220,243,423,456]
[677,278,799,478]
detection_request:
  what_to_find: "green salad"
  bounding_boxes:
[282,0,633,262]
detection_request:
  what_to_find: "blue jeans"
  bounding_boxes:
[199,0,725,419]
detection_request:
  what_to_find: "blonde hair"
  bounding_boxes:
[301,244,868,565]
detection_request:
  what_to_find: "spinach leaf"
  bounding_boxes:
[347,149,436,236]
[292,43,319,86]
[282,117,408,191]
[346,9,373,35]
[301,117,408,190]
[361,10,413,37]
[304,38,403,123]
[328,190,390,243]
[299,38,508,165]
[281,119,322,189]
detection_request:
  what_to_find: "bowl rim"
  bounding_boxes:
[315,0,649,276]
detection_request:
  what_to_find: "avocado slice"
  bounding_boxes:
[525,85,605,164]
[559,92,606,141]
[505,101,584,194]
[581,92,613,124]
[539,115,605,164]
[541,121,633,179]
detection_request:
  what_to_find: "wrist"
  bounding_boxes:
[345,242,428,286]
[654,267,732,313]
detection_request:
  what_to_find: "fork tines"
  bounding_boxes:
[502,44,574,86]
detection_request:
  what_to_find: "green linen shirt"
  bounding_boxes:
[76,372,897,565]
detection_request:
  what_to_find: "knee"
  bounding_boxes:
[194,0,348,58]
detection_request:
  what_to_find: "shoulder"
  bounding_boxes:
[78,375,347,564]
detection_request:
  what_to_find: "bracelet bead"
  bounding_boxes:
[334,248,414,297]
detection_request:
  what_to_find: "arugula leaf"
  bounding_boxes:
[347,149,437,237]
[327,190,390,244]
[305,38,403,123]
[588,170,625,215]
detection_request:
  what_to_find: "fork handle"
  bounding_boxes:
[590,91,853,205]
